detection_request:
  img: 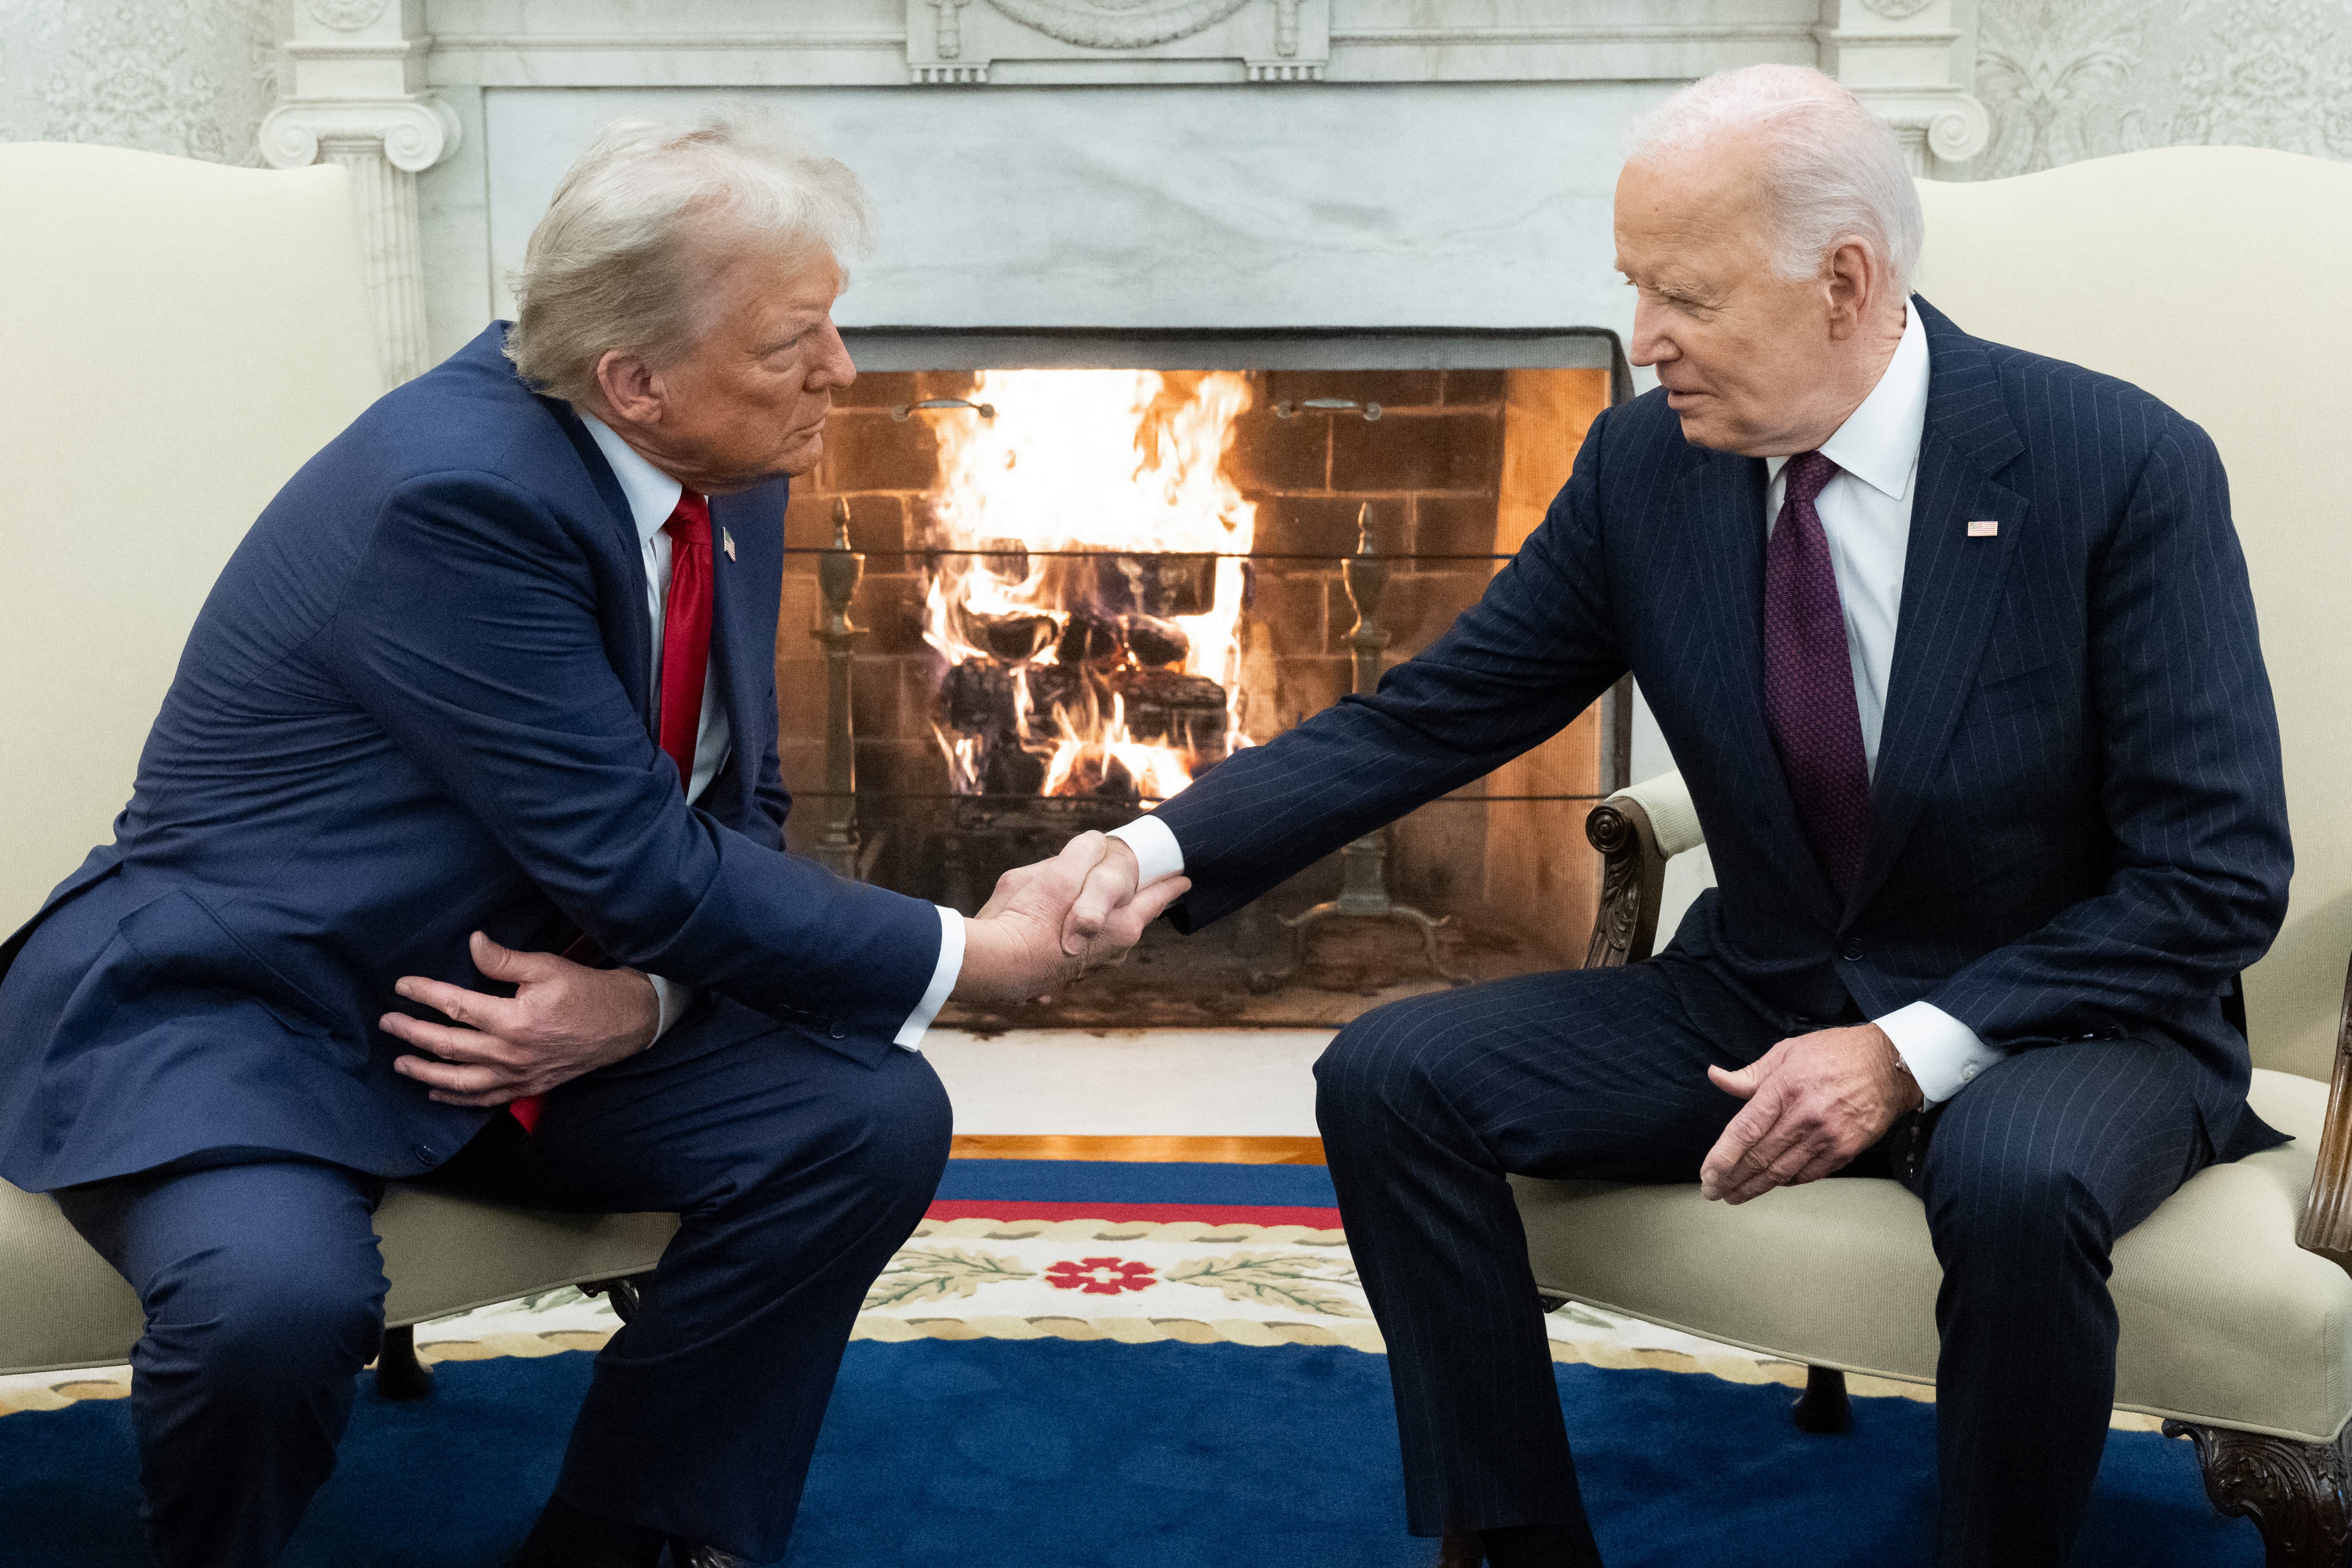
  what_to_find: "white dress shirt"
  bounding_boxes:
[578,414,962,1051]
[1111,302,2005,1104]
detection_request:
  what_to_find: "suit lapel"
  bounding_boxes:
[703,488,774,825]
[546,398,659,729]
[1672,449,1848,928]
[1847,305,2029,916]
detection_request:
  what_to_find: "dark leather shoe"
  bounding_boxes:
[1474,1521,1605,1568]
[1439,1534,1487,1567]
[507,1498,665,1568]
[666,1545,754,1568]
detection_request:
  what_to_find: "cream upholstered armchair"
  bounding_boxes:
[1521,147,2352,1567]
[0,145,674,1398]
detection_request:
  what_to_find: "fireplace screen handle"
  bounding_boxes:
[1273,397,1383,422]
[891,397,997,422]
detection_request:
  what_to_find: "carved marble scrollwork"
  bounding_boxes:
[931,0,974,59]
[910,0,1327,84]
[260,98,459,177]
[306,0,390,29]
[985,0,1254,50]
[1854,93,1991,174]
[2163,1422,2352,1567]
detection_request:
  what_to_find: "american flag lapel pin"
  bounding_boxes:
[1966,519,1999,538]
[721,526,737,561]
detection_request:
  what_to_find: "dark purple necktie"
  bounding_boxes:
[1763,451,1872,897]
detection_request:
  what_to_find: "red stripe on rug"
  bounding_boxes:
[925,1199,1343,1229]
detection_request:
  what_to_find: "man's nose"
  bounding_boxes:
[811,322,856,390]
[1627,299,1675,368]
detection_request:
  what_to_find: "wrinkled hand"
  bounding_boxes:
[1698,1023,1921,1205]
[1063,835,1187,968]
[383,931,660,1108]
[952,832,1189,1005]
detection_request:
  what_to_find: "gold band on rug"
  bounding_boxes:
[948,1134,1327,1164]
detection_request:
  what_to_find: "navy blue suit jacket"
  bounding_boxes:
[0,324,941,1192]
[1154,299,2292,1152]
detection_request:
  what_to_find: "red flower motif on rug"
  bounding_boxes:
[1044,1257,1157,1295]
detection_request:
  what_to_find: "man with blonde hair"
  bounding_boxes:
[1069,63,2290,1566]
[0,114,1177,1567]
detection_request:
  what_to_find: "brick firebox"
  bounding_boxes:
[771,362,1615,988]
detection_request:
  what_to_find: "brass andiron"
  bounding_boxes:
[1253,503,1463,990]
[815,499,864,879]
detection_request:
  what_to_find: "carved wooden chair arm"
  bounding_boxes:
[1583,794,1669,969]
[2294,953,2352,1263]
[1582,771,1701,970]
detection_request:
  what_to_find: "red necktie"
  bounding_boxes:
[656,491,716,789]
[510,491,714,1136]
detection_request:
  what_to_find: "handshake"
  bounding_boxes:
[947,831,1192,1005]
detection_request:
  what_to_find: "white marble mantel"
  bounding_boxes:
[255,0,1987,380]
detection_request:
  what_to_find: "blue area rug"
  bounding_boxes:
[0,1161,2262,1567]
[933,1156,1341,1206]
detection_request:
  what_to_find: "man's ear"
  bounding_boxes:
[1822,238,1874,342]
[594,350,664,427]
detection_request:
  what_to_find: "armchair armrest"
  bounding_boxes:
[1582,770,1702,970]
[2294,953,2352,1264]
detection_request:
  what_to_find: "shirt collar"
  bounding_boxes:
[1765,299,1930,502]
[577,411,687,548]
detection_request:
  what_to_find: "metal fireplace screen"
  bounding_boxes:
[773,329,1631,1028]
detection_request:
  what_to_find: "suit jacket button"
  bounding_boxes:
[1841,941,1866,962]
[413,1144,435,1162]
[829,1021,848,1039]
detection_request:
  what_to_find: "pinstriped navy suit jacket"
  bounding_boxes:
[1156,298,2292,1153]
[0,325,942,1193]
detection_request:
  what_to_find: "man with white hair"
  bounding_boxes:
[0,115,1177,1567]
[1068,64,2290,1566]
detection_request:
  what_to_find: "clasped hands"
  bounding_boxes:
[385,833,1186,1109]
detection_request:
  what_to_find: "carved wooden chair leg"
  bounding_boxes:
[583,1273,652,1323]
[1791,1366,1851,1434]
[2164,1421,2352,1567]
[372,1323,434,1401]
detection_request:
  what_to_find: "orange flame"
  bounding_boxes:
[922,369,1256,802]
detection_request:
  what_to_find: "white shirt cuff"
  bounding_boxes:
[1876,1000,2007,1106]
[1108,815,1186,884]
[645,974,691,1041]
[893,906,964,1051]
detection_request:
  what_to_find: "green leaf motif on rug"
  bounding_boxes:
[865,1247,1038,1309]
[1164,1252,1368,1317]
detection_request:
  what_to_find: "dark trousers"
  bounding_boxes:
[1314,955,2213,1568]
[55,1025,953,1568]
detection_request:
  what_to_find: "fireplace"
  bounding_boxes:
[771,328,1630,1027]
[397,24,1984,1033]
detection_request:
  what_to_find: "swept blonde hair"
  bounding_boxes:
[505,109,871,403]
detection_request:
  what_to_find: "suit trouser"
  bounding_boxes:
[54,1024,952,1568]
[1313,955,2213,1568]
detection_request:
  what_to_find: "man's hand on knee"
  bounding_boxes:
[382,931,659,1107]
[1698,1023,1922,1205]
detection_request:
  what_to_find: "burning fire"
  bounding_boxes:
[922,369,1256,804]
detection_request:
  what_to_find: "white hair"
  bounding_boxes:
[506,109,871,404]
[1623,64,1922,298]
